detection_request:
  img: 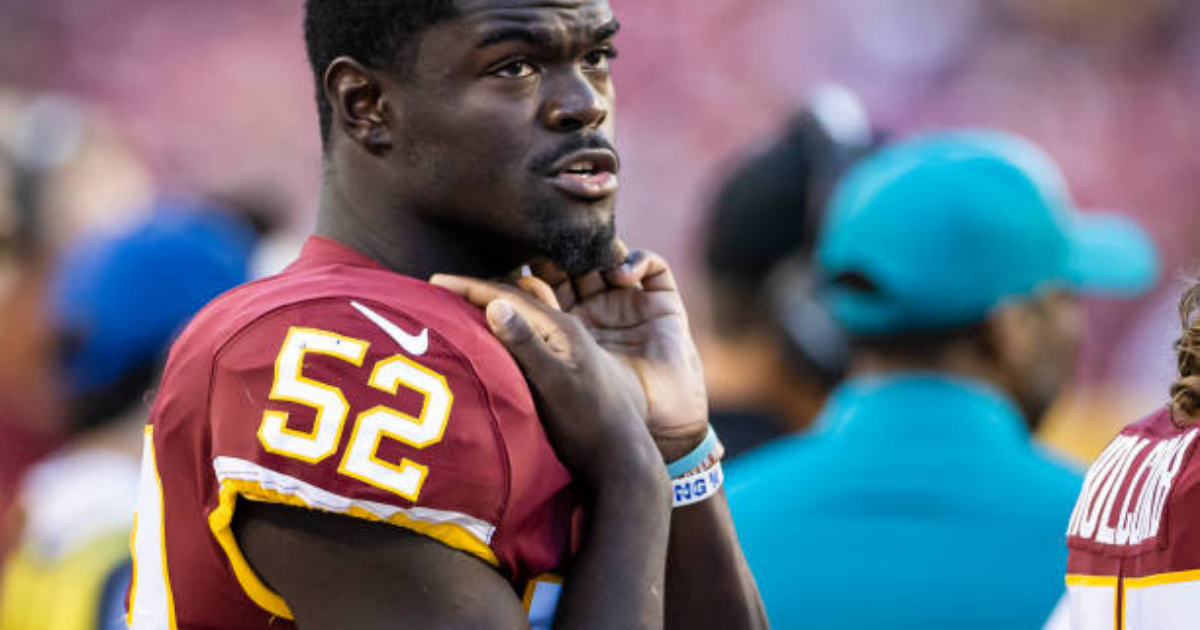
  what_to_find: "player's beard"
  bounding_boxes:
[532,207,619,276]
[525,134,621,275]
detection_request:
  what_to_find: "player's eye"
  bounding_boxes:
[582,47,618,71]
[491,59,538,79]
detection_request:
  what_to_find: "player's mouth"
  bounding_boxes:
[545,150,619,200]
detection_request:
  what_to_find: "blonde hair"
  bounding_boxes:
[1172,281,1200,421]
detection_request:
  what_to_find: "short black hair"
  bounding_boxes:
[304,0,459,146]
[704,111,863,334]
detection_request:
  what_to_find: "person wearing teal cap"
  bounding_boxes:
[728,130,1159,630]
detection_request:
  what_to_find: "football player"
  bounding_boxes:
[1052,281,1200,630]
[126,1,766,629]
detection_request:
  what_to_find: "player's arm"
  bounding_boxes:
[422,281,675,629]
[614,262,763,628]
[435,257,769,630]
[662,480,766,628]
[234,453,669,630]
[235,502,530,629]
[607,256,768,630]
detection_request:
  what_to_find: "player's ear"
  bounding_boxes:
[324,57,393,155]
[983,300,1039,376]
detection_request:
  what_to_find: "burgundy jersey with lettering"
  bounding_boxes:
[127,237,578,630]
[1060,407,1200,629]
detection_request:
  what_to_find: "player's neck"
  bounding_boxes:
[315,178,529,280]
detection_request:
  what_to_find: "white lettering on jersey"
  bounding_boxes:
[1067,428,1198,547]
[1068,435,1136,540]
[1095,438,1149,545]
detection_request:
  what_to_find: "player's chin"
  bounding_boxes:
[527,184,616,230]
[542,188,618,222]
[531,212,619,277]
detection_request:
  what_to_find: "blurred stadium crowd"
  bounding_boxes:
[0,0,1197,629]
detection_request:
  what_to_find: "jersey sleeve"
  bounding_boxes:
[204,298,514,619]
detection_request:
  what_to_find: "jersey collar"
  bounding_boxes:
[287,236,387,273]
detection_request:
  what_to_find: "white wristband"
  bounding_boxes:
[671,462,724,508]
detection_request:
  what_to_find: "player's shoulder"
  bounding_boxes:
[182,263,534,443]
[186,264,572,586]
[1066,406,1200,551]
[180,262,492,359]
[1088,405,1200,490]
[1122,405,1186,436]
[156,259,537,476]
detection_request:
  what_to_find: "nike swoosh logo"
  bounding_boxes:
[350,301,429,356]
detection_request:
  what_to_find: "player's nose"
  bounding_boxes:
[540,69,609,133]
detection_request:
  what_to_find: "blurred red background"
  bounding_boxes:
[1,0,1198,466]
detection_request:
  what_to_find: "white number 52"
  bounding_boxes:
[257,327,453,502]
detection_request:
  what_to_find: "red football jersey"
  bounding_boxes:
[1060,407,1200,630]
[128,236,578,630]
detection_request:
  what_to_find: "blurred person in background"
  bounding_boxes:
[702,85,878,458]
[0,93,154,534]
[0,205,254,630]
[0,94,153,251]
[729,130,1159,630]
[1048,279,1200,630]
[0,136,58,538]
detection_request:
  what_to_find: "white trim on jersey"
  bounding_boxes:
[1124,573,1200,629]
[212,456,497,546]
[1059,573,1200,630]
[129,428,177,630]
[1062,578,1118,630]
[1041,594,1070,630]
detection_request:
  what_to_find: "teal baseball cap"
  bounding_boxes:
[816,130,1159,336]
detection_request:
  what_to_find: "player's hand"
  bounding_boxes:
[530,249,709,462]
[429,273,667,493]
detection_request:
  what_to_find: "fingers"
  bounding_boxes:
[572,270,607,303]
[639,254,678,292]
[484,300,557,373]
[430,274,562,338]
[604,250,678,292]
[583,239,630,295]
[602,250,644,289]
[529,258,576,311]
[499,265,531,287]
[612,238,631,263]
[529,239,632,308]
[529,257,570,287]
[487,246,679,316]
[516,275,561,311]
[430,274,508,309]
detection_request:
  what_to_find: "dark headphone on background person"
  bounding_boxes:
[763,85,882,386]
